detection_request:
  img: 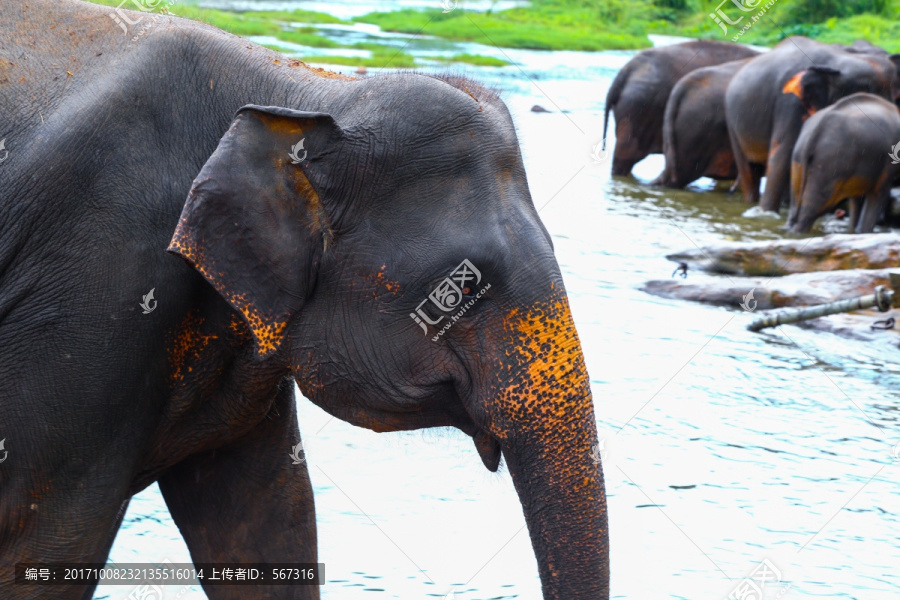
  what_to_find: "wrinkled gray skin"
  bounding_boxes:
[653,57,756,188]
[787,93,900,233]
[603,40,759,177]
[0,1,608,599]
[725,36,899,213]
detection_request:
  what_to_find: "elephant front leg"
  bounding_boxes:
[158,383,319,600]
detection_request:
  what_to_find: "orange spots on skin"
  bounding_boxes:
[168,216,288,358]
[490,293,594,448]
[369,265,401,298]
[167,310,218,386]
[228,313,251,341]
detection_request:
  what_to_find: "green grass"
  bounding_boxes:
[353,7,652,51]
[80,0,900,57]
[435,53,510,66]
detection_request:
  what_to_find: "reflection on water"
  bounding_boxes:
[98,14,900,600]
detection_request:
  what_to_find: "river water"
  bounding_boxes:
[96,6,900,600]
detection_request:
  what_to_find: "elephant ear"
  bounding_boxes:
[168,105,343,358]
[890,55,900,101]
[782,66,841,114]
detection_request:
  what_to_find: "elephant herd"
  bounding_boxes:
[605,37,900,234]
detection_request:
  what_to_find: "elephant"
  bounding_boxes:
[653,57,756,189]
[0,1,608,599]
[603,40,759,177]
[725,36,899,214]
[787,93,900,234]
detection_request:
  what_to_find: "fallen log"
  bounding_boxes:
[666,233,900,277]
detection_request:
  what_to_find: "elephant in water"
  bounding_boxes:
[603,40,759,177]
[0,1,608,598]
[787,93,900,233]
[654,57,756,189]
[725,36,899,214]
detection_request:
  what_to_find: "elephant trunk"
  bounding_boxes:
[475,291,609,598]
[503,422,609,598]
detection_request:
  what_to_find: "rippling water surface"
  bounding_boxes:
[96,8,900,600]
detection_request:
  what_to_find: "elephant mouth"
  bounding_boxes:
[473,428,502,472]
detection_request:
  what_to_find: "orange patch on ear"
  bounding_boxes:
[168,223,288,359]
[782,71,805,98]
[234,297,289,358]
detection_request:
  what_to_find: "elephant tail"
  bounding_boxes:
[603,63,632,151]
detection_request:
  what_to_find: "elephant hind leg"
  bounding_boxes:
[857,186,891,233]
[159,383,319,600]
[729,131,761,204]
[849,197,863,232]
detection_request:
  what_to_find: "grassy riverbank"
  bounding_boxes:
[83,0,501,68]
[84,0,900,64]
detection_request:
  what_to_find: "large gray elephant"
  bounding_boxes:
[603,40,759,176]
[787,93,900,233]
[654,57,756,188]
[0,1,608,598]
[725,36,899,213]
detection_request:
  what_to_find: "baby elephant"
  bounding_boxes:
[788,93,900,233]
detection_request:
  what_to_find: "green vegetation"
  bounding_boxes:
[352,4,652,51]
[653,0,899,49]
[81,0,900,58]
[82,0,503,67]
[354,0,900,51]
[435,54,510,67]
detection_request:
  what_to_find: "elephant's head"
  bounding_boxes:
[782,52,898,116]
[167,75,608,598]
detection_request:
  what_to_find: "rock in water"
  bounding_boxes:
[666,233,900,276]
[530,105,550,113]
[742,206,781,219]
